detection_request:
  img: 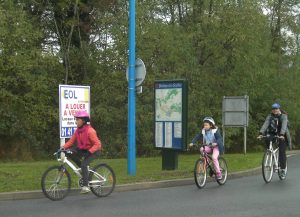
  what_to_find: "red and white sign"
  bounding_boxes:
[59,85,90,138]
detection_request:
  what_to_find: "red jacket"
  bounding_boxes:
[63,127,102,153]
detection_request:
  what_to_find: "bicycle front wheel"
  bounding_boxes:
[89,164,116,197]
[194,159,207,189]
[262,150,273,183]
[216,157,228,185]
[41,165,71,201]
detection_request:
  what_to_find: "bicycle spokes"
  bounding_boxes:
[197,161,206,175]
[194,159,207,189]
[41,166,71,201]
[55,170,66,184]
[89,164,116,197]
[265,154,272,168]
[216,157,228,185]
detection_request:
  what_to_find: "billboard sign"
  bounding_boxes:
[59,85,90,138]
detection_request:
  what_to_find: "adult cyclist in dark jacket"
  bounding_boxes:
[258,103,288,179]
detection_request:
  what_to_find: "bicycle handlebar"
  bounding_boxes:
[188,144,215,156]
[53,149,72,156]
[190,143,215,147]
[259,135,280,138]
[257,135,283,140]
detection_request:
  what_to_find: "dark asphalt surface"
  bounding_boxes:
[0,155,299,217]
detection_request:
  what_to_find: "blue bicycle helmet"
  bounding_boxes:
[271,103,280,109]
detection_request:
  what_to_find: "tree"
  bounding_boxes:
[0,1,63,159]
[1,0,300,159]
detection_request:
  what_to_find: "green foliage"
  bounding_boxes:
[0,1,64,159]
[1,0,300,160]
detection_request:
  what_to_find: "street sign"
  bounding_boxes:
[222,95,249,154]
[222,96,249,127]
[59,85,90,138]
[126,58,146,87]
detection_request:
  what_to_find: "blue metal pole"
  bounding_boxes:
[128,0,136,176]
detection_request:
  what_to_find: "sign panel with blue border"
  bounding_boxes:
[154,80,188,150]
[59,85,90,138]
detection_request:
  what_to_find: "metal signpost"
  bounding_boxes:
[154,80,188,170]
[128,0,136,176]
[222,96,249,154]
[126,57,146,176]
[59,85,90,146]
[127,0,146,176]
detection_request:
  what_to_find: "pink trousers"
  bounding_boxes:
[200,146,221,175]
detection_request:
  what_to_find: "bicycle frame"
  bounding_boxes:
[266,140,279,172]
[199,148,215,175]
[57,151,107,187]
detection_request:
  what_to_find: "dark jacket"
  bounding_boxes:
[259,113,288,136]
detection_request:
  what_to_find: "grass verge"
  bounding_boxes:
[0,153,262,192]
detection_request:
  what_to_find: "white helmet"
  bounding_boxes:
[203,117,215,125]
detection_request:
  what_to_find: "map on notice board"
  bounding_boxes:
[155,88,182,122]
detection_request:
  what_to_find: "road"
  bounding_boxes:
[0,155,299,217]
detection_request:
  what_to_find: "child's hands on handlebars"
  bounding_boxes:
[187,143,194,150]
[211,143,218,147]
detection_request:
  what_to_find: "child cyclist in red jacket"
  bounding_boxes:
[63,110,102,194]
[189,117,224,180]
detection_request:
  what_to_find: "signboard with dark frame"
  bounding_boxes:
[154,80,188,151]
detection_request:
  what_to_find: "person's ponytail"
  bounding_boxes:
[280,109,288,115]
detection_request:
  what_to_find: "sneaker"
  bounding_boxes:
[280,169,286,179]
[80,186,91,194]
[216,173,222,180]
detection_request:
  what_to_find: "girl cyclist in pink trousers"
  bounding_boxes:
[189,117,224,180]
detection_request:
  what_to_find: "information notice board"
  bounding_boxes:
[154,80,188,150]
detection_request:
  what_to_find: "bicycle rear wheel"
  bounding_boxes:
[41,165,71,201]
[216,157,228,185]
[194,159,207,189]
[262,150,273,183]
[89,164,116,197]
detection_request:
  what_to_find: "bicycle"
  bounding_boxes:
[193,145,228,188]
[41,149,116,201]
[258,135,287,183]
